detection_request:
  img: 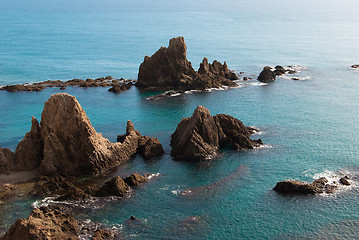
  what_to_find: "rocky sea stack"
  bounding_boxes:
[136,37,238,90]
[170,106,262,161]
[0,93,163,176]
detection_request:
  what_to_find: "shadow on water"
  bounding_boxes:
[179,164,248,197]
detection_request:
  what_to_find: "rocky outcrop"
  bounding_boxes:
[170,106,262,161]
[258,66,276,83]
[137,37,238,91]
[273,177,328,194]
[108,83,132,93]
[0,77,134,92]
[91,228,117,240]
[0,146,15,174]
[123,173,147,187]
[0,182,15,204]
[38,93,142,175]
[339,176,351,186]
[273,65,286,76]
[1,93,163,176]
[351,64,359,69]
[138,136,164,160]
[98,176,130,197]
[1,206,80,240]
[13,117,43,171]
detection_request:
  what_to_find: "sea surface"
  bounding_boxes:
[1,5,359,239]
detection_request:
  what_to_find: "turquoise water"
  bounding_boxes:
[1,5,359,239]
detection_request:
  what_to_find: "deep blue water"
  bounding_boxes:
[1,6,359,239]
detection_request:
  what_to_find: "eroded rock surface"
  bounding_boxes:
[170,106,262,161]
[1,206,80,240]
[137,37,238,90]
[138,136,164,160]
[0,93,163,176]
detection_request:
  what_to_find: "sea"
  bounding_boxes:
[1,2,359,239]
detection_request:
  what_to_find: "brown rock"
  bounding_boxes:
[13,117,43,171]
[0,146,15,174]
[91,228,117,240]
[30,175,76,196]
[138,136,164,160]
[258,66,276,83]
[0,182,15,202]
[170,106,262,161]
[123,174,147,187]
[108,83,132,93]
[38,93,142,175]
[137,37,237,90]
[273,177,328,194]
[1,206,80,240]
[98,176,130,197]
[351,64,359,69]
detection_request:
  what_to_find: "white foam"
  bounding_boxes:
[171,190,181,196]
[147,173,160,179]
[254,144,273,149]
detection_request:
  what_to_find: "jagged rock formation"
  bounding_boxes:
[1,206,80,240]
[170,106,262,161]
[98,174,147,197]
[258,66,276,83]
[0,93,163,176]
[137,37,238,90]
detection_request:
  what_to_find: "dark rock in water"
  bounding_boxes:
[339,177,350,186]
[1,206,80,240]
[273,177,328,194]
[291,77,300,81]
[287,69,297,74]
[108,83,132,93]
[351,64,359,69]
[170,106,262,161]
[258,66,276,83]
[123,174,147,187]
[243,77,248,81]
[98,176,130,197]
[31,175,76,196]
[138,136,164,160]
[91,228,117,240]
[274,65,286,76]
[137,37,238,91]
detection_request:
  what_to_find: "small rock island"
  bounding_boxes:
[170,105,262,161]
[136,37,238,91]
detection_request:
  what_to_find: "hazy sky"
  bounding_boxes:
[2,0,359,13]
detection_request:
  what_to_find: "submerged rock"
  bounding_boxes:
[258,66,276,83]
[136,37,238,91]
[170,106,262,161]
[273,177,328,194]
[1,206,80,240]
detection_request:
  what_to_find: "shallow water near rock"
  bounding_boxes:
[1,5,359,239]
